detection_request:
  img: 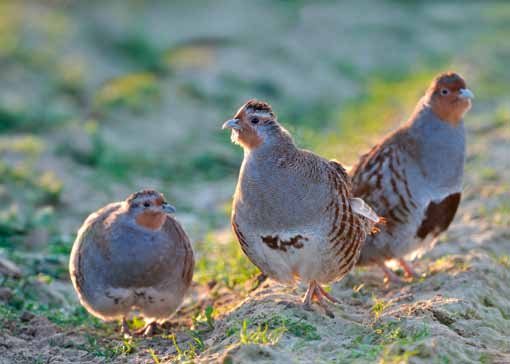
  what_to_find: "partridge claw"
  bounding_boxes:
[398,259,420,279]
[132,321,157,336]
[378,262,403,285]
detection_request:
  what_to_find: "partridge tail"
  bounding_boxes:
[349,197,380,223]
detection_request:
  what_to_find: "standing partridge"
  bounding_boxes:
[69,189,194,335]
[350,72,474,283]
[223,100,380,317]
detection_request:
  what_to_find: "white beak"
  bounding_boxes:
[162,203,176,213]
[222,119,241,130]
[459,88,474,99]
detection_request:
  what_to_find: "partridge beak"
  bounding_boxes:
[222,119,241,130]
[459,88,474,99]
[162,203,176,214]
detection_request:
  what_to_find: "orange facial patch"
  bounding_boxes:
[135,210,166,230]
[237,124,263,149]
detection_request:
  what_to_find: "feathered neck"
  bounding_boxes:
[244,123,296,158]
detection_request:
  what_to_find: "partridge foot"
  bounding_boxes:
[133,321,157,336]
[398,259,420,279]
[302,280,340,318]
[120,318,131,336]
[377,262,403,285]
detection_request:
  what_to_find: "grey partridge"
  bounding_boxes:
[350,72,473,283]
[69,189,194,335]
[223,100,380,316]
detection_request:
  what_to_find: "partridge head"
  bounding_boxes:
[126,189,176,231]
[222,99,288,150]
[423,72,473,125]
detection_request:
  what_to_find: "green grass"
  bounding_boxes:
[496,255,510,269]
[0,136,45,155]
[0,273,103,328]
[475,192,510,227]
[194,232,259,290]
[342,321,430,362]
[94,72,161,113]
[149,348,162,363]
[268,315,321,341]
[0,162,62,202]
[109,32,167,74]
[77,334,128,358]
[225,314,320,345]
[239,319,286,346]
[480,167,500,182]
[0,141,63,207]
[58,120,238,182]
[0,105,71,132]
[371,295,391,319]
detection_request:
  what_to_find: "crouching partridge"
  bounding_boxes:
[69,189,194,335]
[350,72,473,283]
[223,100,380,317]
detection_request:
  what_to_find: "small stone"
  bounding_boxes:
[20,311,35,322]
[0,287,12,301]
[0,256,22,278]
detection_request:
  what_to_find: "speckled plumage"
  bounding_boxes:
[224,100,379,315]
[69,190,194,334]
[350,72,473,282]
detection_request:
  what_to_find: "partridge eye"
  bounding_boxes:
[143,202,150,208]
[440,88,449,96]
[251,118,259,125]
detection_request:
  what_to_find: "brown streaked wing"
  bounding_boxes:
[351,143,416,234]
[174,221,195,285]
[231,215,268,274]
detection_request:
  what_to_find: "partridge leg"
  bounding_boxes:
[120,317,131,336]
[377,262,402,284]
[316,284,342,304]
[133,321,157,336]
[302,280,317,310]
[312,284,336,318]
[398,258,420,279]
[302,280,338,318]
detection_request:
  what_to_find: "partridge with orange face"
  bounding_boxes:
[223,100,380,317]
[69,189,194,335]
[350,72,473,283]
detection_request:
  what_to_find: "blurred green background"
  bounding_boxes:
[0,0,509,353]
